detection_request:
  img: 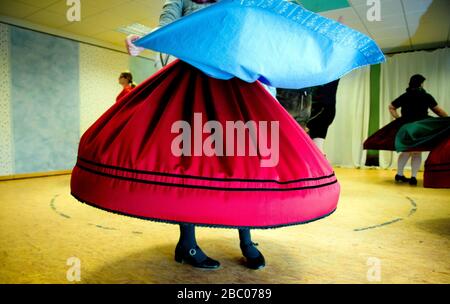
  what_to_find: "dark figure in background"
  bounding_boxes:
[307,79,340,153]
[276,79,340,154]
[276,88,313,129]
[389,74,448,185]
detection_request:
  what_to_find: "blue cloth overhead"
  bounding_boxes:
[135,0,385,89]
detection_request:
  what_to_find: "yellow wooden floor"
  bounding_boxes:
[0,168,449,284]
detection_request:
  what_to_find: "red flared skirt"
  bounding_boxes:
[424,137,450,189]
[70,60,339,229]
[363,119,406,151]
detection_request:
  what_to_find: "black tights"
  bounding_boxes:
[178,224,259,257]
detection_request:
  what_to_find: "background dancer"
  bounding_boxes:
[389,74,448,185]
[307,79,340,154]
[116,72,136,103]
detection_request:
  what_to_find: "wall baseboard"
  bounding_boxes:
[0,170,72,181]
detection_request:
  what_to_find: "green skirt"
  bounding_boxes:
[395,117,450,152]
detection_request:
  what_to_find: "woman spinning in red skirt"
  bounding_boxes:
[71,0,384,271]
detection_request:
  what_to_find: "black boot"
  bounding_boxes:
[174,244,221,269]
[240,242,266,270]
[175,224,220,270]
[395,174,409,183]
[239,229,265,270]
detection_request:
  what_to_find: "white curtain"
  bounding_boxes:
[379,48,450,168]
[324,66,371,167]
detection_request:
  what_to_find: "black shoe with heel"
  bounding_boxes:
[395,174,410,183]
[409,177,418,186]
[174,244,220,270]
[240,242,265,270]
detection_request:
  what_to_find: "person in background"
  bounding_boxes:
[117,71,136,103]
[277,13,344,145]
[305,14,345,154]
[306,79,340,154]
[389,74,448,185]
[276,79,340,154]
[276,88,312,130]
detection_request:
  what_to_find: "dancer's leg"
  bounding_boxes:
[175,224,220,269]
[308,105,336,154]
[397,152,411,176]
[238,228,260,258]
[312,138,325,153]
[411,152,422,178]
[178,224,198,251]
[409,152,422,185]
[238,228,265,269]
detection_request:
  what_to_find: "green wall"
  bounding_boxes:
[366,64,381,165]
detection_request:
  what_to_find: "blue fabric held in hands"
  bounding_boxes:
[135,0,385,89]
